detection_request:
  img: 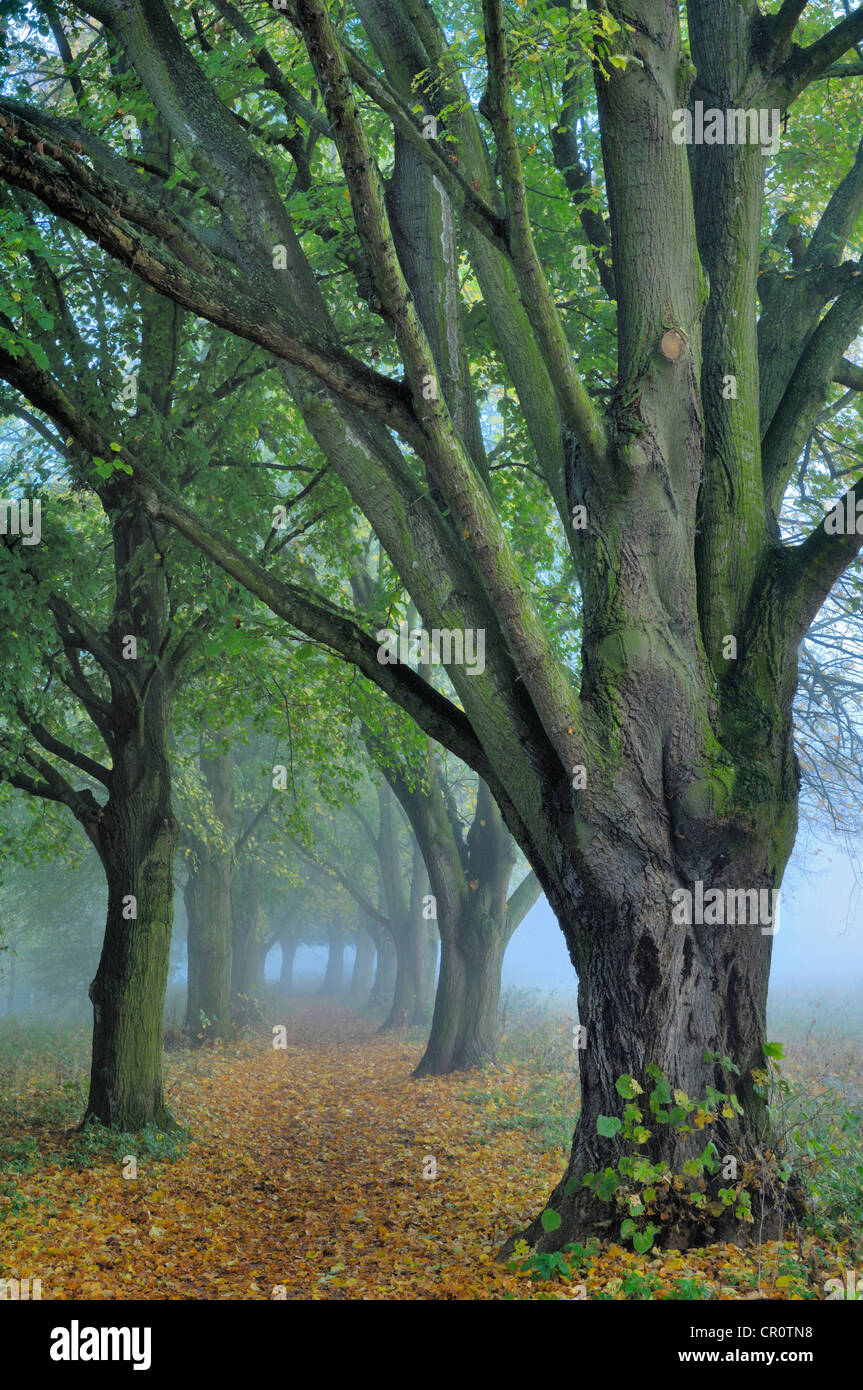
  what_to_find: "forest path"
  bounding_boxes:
[2,1003,563,1299]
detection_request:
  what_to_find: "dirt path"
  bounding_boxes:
[2,1005,563,1299]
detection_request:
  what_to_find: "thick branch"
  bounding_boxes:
[505,867,541,935]
[782,5,863,92]
[762,265,863,509]
[778,480,863,646]
[18,707,112,787]
[294,0,583,767]
[771,0,811,53]
[834,356,863,389]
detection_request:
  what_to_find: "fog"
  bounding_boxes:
[3,819,863,1023]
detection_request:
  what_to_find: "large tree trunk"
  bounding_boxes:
[86,779,177,1129]
[396,775,537,1074]
[516,848,789,1252]
[84,489,179,1129]
[416,924,508,1076]
[380,925,418,1029]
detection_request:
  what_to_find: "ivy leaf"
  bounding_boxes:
[615,1074,643,1099]
[633,1225,657,1254]
[596,1115,622,1138]
[595,1169,619,1201]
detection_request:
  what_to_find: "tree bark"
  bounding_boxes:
[318,922,346,996]
[368,923,396,1010]
[183,741,233,1039]
[513,851,789,1252]
[84,489,180,1128]
[410,779,535,1074]
[278,926,298,997]
[349,924,375,1002]
[86,772,177,1128]
[183,848,232,1038]
[231,859,263,1016]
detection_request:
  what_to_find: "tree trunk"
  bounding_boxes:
[183,849,232,1038]
[279,927,298,996]
[318,923,346,996]
[380,925,418,1029]
[85,721,178,1129]
[408,840,435,1025]
[416,923,508,1076]
[231,860,263,1015]
[368,926,396,1010]
[182,740,233,1040]
[514,852,789,1252]
[397,776,536,1074]
[349,925,375,1001]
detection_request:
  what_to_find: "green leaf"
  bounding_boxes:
[763,1041,784,1059]
[615,1073,643,1099]
[596,1114,622,1138]
[633,1229,655,1254]
[595,1169,619,1201]
[620,1218,636,1239]
[540,1208,561,1233]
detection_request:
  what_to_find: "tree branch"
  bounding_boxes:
[778,479,863,646]
[480,0,610,480]
[17,706,112,787]
[293,0,584,767]
[782,4,863,92]
[295,842,390,929]
[505,866,541,935]
[0,337,492,778]
[0,110,420,443]
[834,356,863,389]
[762,264,863,509]
[771,0,811,54]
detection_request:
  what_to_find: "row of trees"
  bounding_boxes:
[2,0,863,1252]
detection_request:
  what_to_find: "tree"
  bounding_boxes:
[5,0,863,1247]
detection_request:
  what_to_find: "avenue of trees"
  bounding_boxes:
[2,0,863,1253]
